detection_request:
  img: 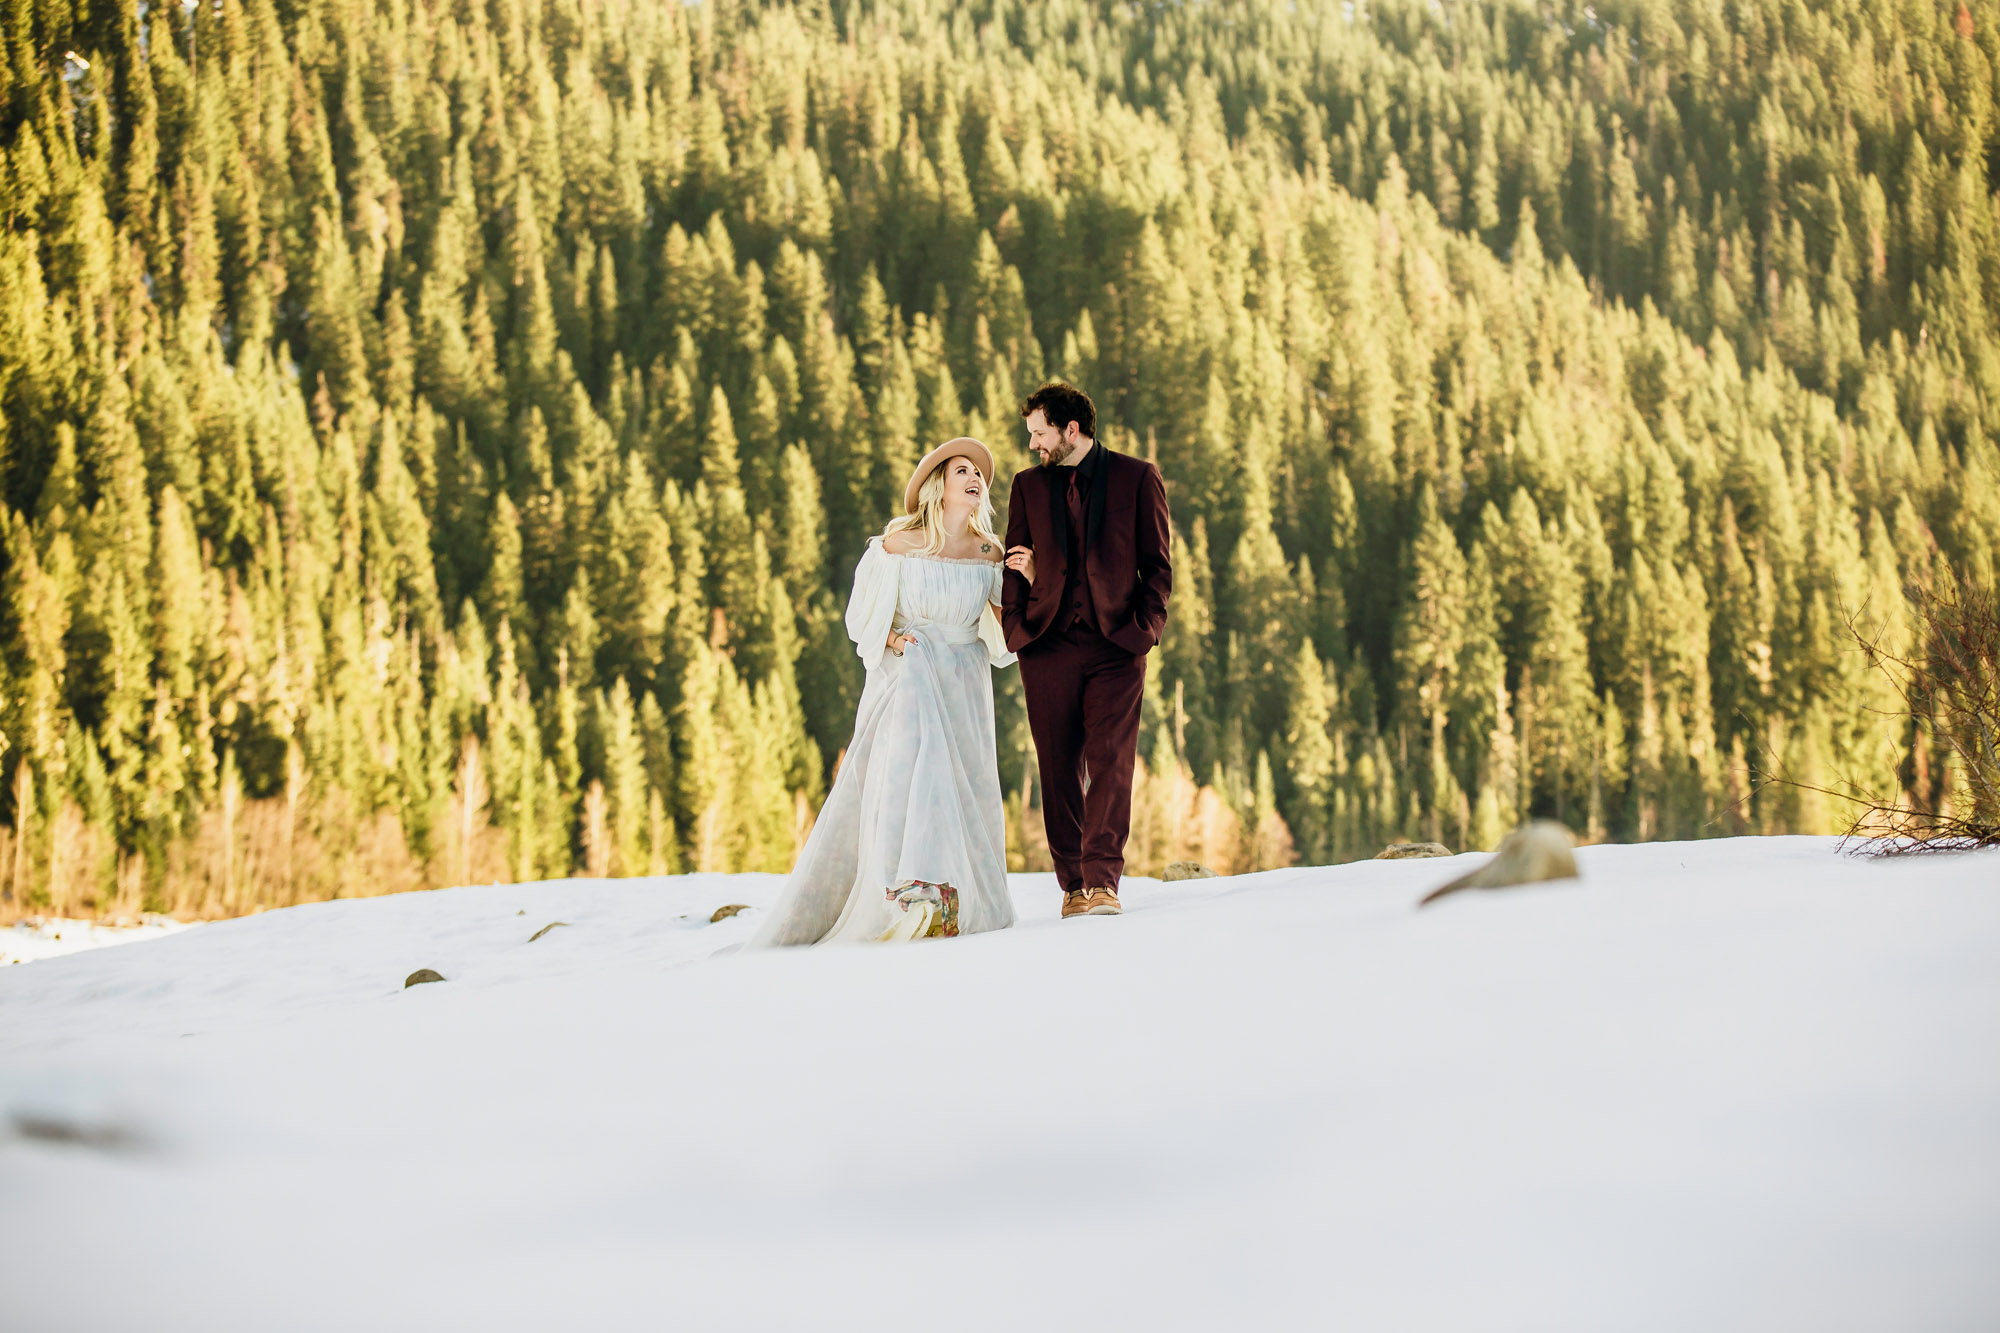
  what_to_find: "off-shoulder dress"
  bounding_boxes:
[744,537,1017,945]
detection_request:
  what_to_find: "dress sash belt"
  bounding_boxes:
[893,617,980,646]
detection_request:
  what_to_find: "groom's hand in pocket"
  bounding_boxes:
[1005,545,1035,585]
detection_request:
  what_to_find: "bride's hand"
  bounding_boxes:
[886,629,919,657]
[1005,545,1035,584]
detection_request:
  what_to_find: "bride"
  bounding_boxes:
[745,437,1017,946]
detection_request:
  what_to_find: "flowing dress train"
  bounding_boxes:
[745,538,1017,946]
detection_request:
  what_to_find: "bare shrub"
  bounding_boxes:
[1841,572,2000,855]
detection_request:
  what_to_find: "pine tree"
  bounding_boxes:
[1392,484,1469,843]
[598,678,648,877]
[1281,640,1335,865]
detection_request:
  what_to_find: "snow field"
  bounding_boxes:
[1,837,1996,1332]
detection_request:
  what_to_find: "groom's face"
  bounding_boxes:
[1024,409,1080,467]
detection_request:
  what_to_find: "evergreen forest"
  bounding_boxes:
[3,0,1998,918]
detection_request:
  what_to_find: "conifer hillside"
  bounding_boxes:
[2,0,1996,917]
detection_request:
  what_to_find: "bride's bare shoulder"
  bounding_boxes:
[880,531,921,555]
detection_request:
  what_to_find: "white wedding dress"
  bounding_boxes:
[745,538,1018,946]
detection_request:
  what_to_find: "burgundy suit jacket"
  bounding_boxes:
[1001,447,1173,656]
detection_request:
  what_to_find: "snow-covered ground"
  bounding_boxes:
[1,837,1996,1332]
[1,914,195,967]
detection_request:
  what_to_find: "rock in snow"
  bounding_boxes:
[1419,820,1581,907]
[1160,860,1216,880]
[1375,841,1454,859]
[1,843,1996,1333]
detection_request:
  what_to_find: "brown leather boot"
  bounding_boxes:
[1085,886,1122,915]
[1061,888,1093,919]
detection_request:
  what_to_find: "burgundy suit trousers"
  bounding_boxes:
[1019,625,1147,893]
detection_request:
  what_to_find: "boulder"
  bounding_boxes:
[1162,861,1216,881]
[1376,841,1452,860]
[12,1112,141,1151]
[710,904,751,923]
[1418,821,1579,907]
[404,968,445,988]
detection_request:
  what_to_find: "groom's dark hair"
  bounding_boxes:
[1021,381,1096,440]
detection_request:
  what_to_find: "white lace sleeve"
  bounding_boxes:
[978,602,1016,670]
[845,539,900,672]
[989,560,1004,605]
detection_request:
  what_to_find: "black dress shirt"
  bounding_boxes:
[1055,444,1104,633]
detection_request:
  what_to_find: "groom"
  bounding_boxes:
[1002,383,1173,919]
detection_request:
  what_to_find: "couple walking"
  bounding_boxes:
[747,382,1173,946]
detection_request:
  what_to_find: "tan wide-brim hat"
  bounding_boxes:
[903,436,996,513]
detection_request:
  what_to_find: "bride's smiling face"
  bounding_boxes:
[941,455,985,512]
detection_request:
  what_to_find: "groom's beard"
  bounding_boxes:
[1036,439,1080,467]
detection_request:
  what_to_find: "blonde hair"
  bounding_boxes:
[883,457,1002,555]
